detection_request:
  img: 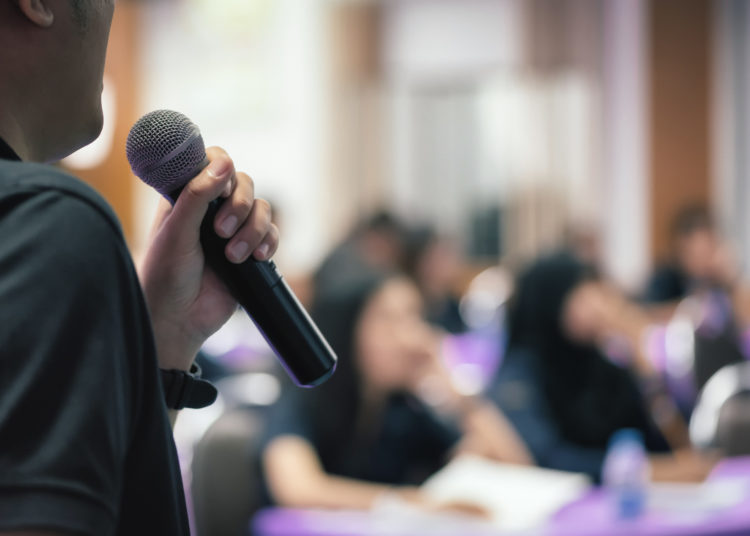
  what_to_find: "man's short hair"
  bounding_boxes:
[671,204,714,240]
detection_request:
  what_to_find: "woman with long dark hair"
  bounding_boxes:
[491,251,713,482]
[261,270,531,509]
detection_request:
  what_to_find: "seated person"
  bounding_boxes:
[403,226,467,334]
[644,205,748,319]
[261,270,531,510]
[644,205,749,394]
[490,251,714,483]
[313,210,407,295]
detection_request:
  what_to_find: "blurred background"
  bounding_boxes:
[65,0,748,290]
[59,1,750,534]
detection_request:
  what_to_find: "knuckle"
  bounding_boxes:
[253,217,269,237]
[234,196,254,214]
[206,145,230,160]
[256,197,272,213]
[238,173,255,192]
[184,181,205,200]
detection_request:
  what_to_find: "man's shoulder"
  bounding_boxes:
[0,159,122,236]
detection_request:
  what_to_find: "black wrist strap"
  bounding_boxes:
[160,363,218,410]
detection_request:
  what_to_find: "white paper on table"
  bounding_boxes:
[421,455,592,532]
[647,478,749,518]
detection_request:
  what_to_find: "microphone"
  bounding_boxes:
[126,109,337,387]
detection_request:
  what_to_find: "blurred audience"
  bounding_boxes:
[261,270,531,511]
[403,226,468,334]
[563,221,603,270]
[313,210,407,294]
[644,206,750,322]
[643,205,750,392]
[490,251,715,483]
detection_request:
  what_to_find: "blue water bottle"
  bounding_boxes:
[602,428,649,519]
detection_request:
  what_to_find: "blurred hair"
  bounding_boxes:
[295,269,397,465]
[401,225,437,283]
[352,209,406,240]
[507,250,598,350]
[671,204,714,240]
[506,251,658,448]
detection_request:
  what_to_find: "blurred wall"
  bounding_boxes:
[649,0,712,263]
[61,2,141,246]
[59,0,739,290]
[714,0,750,278]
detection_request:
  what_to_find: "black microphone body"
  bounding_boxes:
[127,110,336,387]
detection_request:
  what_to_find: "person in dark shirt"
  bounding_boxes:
[402,226,467,334]
[261,270,531,510]
[644,205,743,309]
[312,210,407,295]
[490,252,714,483]
[0,2,278,534]
[644,206,750,393]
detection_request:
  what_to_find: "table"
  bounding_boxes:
[252,457,750,536]
[550,456,750,536]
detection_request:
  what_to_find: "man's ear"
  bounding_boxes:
[15,0,54,28]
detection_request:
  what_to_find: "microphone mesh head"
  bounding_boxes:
[126,110,207,196]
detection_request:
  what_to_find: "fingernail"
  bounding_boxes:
[219,215,238,236]
[229,241,249,262]
[222,180,233,198]
[255,243,270,260]
[207,158,231,180]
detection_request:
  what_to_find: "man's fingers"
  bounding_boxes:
[169,148,234,247]
[253,223,280,261]
[149,145,277,265]
[214,171,255,238]
[225,198,274,263]
[148,198,174,240]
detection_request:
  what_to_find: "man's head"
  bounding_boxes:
[670,205,719,280]
[0,0,115,162]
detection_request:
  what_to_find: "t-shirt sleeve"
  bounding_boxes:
[0,189,143,534]
[411,402,462,459]
[261,390,315,448]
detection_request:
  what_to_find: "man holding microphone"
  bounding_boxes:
[0,0,278,533]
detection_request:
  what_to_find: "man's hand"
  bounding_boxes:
[139,146,279,371]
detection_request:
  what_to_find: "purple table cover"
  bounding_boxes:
[253,457,750,536]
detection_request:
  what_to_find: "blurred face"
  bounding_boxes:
[360,231,403,271]
[561,281,607,344]
[355,278,435,392]
[417,239,462,296]
[677,229,718,281]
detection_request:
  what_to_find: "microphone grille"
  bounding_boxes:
[126,109,207,195]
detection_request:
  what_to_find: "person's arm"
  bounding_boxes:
[411,340,534,465]
[704,239,750,329]
[263,436,418,509]
[595,286,693,450]
[649,450,717,482]
[450,398,534,465]
[137,147,278,425]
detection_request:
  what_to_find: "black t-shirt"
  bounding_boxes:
[0,141,189,534]
[259,389,461,505]
[643,264,690,303]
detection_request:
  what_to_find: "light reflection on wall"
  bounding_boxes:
[136,0,327,273]
[63,78,117,170]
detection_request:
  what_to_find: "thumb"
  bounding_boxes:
[165,149,235,251]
